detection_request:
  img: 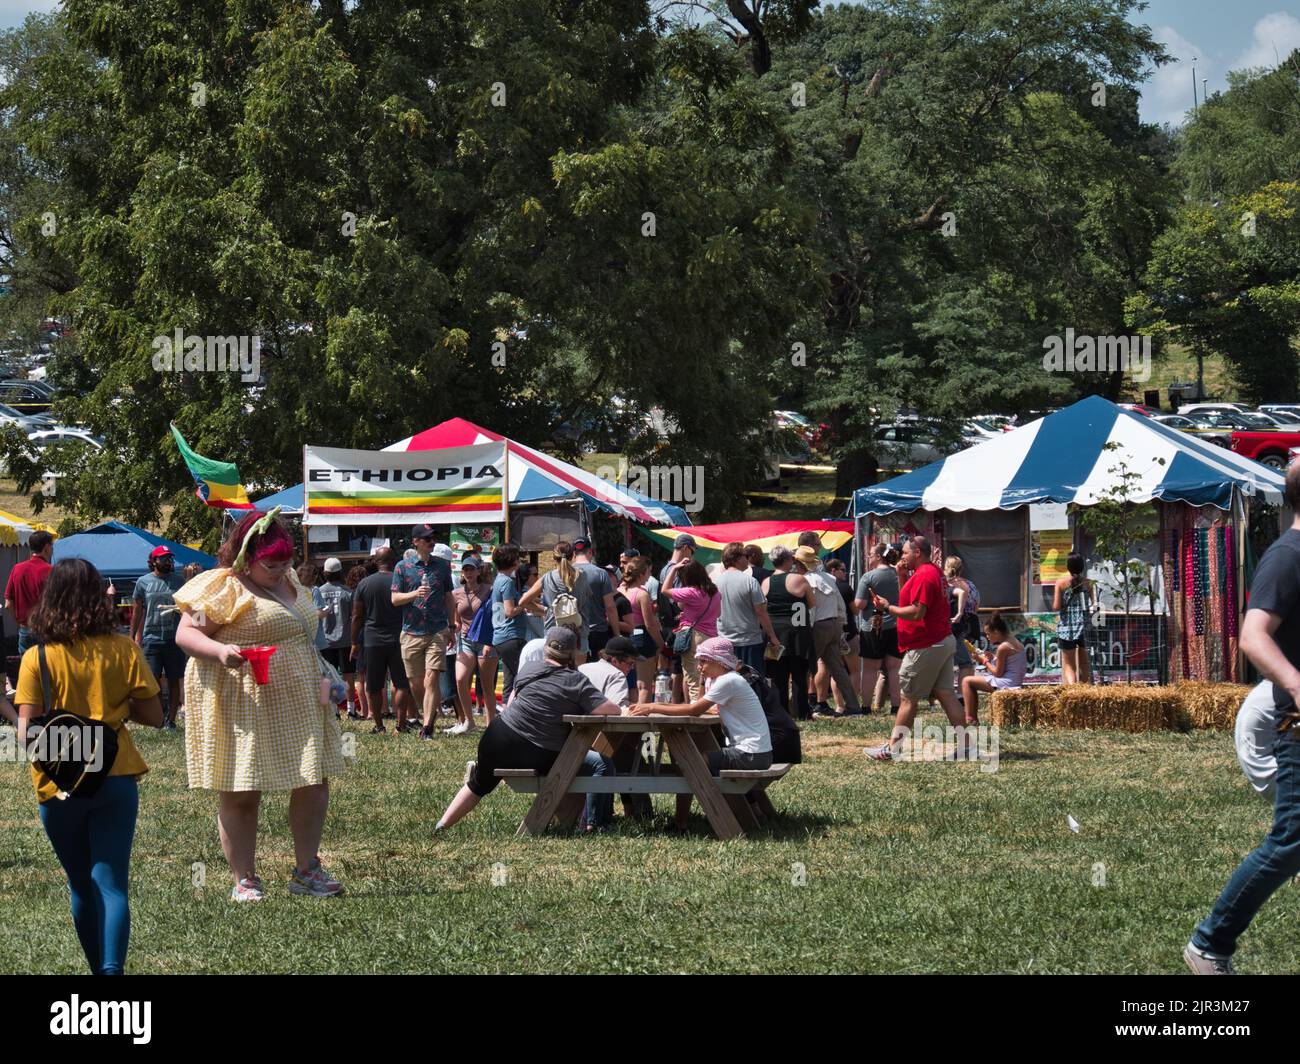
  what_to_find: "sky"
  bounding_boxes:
[1,1,1297,129]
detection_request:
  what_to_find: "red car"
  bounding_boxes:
[1230,430,1300,471]
[1118,403,1156,417]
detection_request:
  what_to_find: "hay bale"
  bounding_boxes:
[1175,682,1254,730]
[988,686,1057,727]
[1055,684,1182,732]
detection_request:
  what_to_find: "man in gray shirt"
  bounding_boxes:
[716,541,781,676]
[573,536,620,656]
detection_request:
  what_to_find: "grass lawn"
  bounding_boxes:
[1,713,1294,974]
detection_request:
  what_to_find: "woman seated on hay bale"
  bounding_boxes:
[959,613,1027,725]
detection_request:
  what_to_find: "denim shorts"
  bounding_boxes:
[455,635,487,657]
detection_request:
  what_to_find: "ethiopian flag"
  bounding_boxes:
[170,424,254,510]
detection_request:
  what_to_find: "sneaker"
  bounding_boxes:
[448,720,470,735]
[865,743,896,762]
[231,875,265,902]
[463,760,476,786]
[162,719,178,731]
[418,725,436,740]
[369,723,386,735]
[1184,942,1235,975]
[813,703,837,718]
[288,857,344,898]
[440,700,455,717]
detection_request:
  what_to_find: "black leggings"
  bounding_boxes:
[768,653,811,720]
[467,718,558,797]
[494,638,526,701]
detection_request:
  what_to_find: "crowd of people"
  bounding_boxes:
[0,513,1087,978]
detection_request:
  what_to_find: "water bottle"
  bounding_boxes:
[654,669,672,704]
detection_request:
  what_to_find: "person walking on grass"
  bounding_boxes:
[762,547,814,721]
[130,545,186,729]
[391,526,456,737]
[16,558,164,973]
[317,557,357,719]
[175,508,347,901]
[866,536,970,762]
[451,555,498,728]
[798,546,862,717]
[490,544,530,701]
[352,547,414,735]
[1185,463,1300,974]
[5,529,54,656]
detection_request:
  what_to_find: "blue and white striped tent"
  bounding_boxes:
[852,396,1285,517]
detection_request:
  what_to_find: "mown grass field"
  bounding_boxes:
[2,713,1296,974]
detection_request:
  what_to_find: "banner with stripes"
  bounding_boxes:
[303,442,506,526]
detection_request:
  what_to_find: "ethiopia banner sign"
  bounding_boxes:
[303,442,506,526]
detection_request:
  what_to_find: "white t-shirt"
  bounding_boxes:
[519,637,547,670]
[806,569,843,623]
[1236,680,1279,800]
[578,661,630,711]
[703,670,771,755]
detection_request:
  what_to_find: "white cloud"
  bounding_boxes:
[1142,25,1208,128]
[1231,12,1300,74]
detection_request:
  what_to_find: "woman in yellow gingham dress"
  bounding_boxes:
[174,508,346,901]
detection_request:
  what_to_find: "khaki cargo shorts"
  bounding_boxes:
[899,635,956,702]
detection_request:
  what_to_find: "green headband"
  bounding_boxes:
[233,506,283,572]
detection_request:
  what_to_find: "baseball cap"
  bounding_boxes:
[432,543,453,561]
[323,557,342,574]
[602,636,637,659]
[411,524,436,541]
[149,546,172,560]
[673,534,697,550]
[460,555,480,569]
[544,626,578,661]
[573,537,591,551]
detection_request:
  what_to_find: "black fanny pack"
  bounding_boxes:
[23,644,119,800]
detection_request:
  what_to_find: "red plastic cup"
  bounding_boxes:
[239,645,278,685]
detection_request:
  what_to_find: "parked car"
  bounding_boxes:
[1178,402,1252,417]
[1260,404,1300,420]
[1154,414,1232,447]
[0,402,53,431]
[1229,428,1300,470]
[0,379,54,415]
[1118,403,1156,416]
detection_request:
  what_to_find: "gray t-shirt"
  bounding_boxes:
[715,568,766,646]
[317,581,354,648]
[501,660,608,751]
[576,562,614,632]
[855,567,900,631]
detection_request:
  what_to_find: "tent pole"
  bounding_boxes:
[503,441,511,545]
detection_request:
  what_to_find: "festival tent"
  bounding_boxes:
[53,521,216,584]
[852,395,1283,516]
[641,520,855,566]
[254,417,691,526]
[850,396,1284,684]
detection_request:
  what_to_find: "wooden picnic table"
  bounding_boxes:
[497,714,788,840]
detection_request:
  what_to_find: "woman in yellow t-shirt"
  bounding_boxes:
[15,558,163,975]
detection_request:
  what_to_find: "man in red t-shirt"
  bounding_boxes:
[4,530,54,655]
[866,535,968,761]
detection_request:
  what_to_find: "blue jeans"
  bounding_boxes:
[17,625,36,656]
[735,642,767,676]
[440,663,456,704]
[39,775,139,975]
[579,749,615,829]
[1193,730,1300,956]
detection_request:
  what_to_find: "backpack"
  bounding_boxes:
[738,665,801,765]
[551,578,583,630]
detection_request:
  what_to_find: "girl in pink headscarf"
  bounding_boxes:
[175,508,347,902]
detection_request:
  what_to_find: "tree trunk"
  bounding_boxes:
[724,0,772,76]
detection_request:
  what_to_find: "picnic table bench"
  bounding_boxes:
[496,714,791,839]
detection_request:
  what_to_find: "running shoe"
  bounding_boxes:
[288,857,344,897]
[231,875,265,902]
[1183,942,1235,975]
